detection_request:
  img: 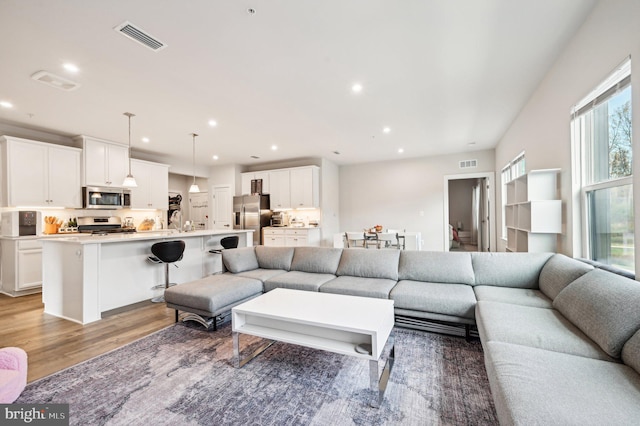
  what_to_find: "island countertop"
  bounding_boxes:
[39,229,253,245]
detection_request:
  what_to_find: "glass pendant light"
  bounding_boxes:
[122,112,137,187]
[189,133,200,193]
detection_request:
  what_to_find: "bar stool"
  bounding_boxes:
[208,236,239,274]
[209,235,239,254]
[148,240,186,303]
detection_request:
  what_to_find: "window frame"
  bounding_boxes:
[572,57,633,271]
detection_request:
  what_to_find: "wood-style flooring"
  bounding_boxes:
[0,292,175,383]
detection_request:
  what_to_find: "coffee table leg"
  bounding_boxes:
[232,331,277,369]
[232,331,240,368]
[369,336,395,408]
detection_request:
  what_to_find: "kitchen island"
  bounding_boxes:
[41,229,253,324]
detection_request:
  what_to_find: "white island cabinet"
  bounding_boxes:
[41,230,253,325]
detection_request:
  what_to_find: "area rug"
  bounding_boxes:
[17,323,498,425]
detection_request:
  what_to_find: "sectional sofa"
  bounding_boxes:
[164,246,640,425]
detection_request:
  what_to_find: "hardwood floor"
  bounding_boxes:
[0,292,175,383]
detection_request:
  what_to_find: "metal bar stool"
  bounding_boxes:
[148,240,186,303]
[209,235,239,254]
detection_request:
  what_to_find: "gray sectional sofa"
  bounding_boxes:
[164,246,640,425]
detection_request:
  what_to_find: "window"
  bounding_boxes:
[501,152,526,239]
[572,58,633,272]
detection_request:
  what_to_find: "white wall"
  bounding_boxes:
[320,158,340,246]
[494,0,640,262]
[448,179,475,233]
[339,149,495,251]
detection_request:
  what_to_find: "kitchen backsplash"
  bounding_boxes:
[0,207,167,231]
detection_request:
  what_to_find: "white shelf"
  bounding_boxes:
[506,169,561,252]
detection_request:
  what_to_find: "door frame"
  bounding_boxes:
[443,172,496,252]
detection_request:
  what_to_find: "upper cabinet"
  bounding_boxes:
[75,135,129,187]
[269,170,291,210]
[243,166,320,210]
[129,159,169,210]
[241,171,270,195]
[290,167,319,208]
[0,136,82,208]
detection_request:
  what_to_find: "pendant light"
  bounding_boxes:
[189,133,200,193]
[122,112,137,187]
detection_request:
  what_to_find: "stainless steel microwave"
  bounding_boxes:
[83,187,131,210]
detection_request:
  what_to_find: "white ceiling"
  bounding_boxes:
[0,0,596,167]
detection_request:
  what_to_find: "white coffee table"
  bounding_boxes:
[231,288,395,408]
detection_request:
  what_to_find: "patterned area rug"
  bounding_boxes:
[18,323,498,425]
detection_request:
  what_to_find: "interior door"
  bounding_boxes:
[213,185,232,230]
[188,192,209,230]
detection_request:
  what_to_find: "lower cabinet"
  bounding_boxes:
[0,239,43,296]
[263,228,321,247]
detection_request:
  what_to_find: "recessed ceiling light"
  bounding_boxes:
[208,119,217,127]
[141,137,150,143]
[0,101,13,109]
[351,83,363,93]
[63,63,79,73]
[383,127,391,134]
[212,155,219,160]
[398,148,404,154]
[271,145,278,151]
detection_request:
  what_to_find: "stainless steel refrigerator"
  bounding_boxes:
[233,194,271,245]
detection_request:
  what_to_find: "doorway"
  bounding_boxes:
[443,172,495,252]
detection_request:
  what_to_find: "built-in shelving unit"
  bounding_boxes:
[505,169,561,252]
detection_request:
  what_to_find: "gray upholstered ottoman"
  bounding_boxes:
[164,274,263,329]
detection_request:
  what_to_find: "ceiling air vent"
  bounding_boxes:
[459,159,478,169]
[114,21,167,51]
[31,71,80,91]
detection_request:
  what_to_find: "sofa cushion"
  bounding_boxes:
[221,247,259,273]
[290,247,343,274]
[235,268,287,283]
[398,251,474,285]
[622,329,640,375]
[320,276,397,299]
[472,252,553,288]
[336,249,400,280]
[484,341,640,426]
[553,269,640,358]
[476,301,613,361]
[264,271,336,292]
[539,254,594,300]
[391,280,476,319]
[255,246,294,271]
[473,286,552,309]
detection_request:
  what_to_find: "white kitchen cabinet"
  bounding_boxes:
[241,171,270,195]
[263,227,320,247]
[76,135,129,187]
[290,167,319,208]
[505,169,561,252]
[129,159,169,209]
[269,170,291,210]
[0,136,81,208]
[263,228,286,246]
[0,238,43,296]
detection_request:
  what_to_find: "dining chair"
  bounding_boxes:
[386,229,405,249]
[376,232,398,249]
[345,232,366,248]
